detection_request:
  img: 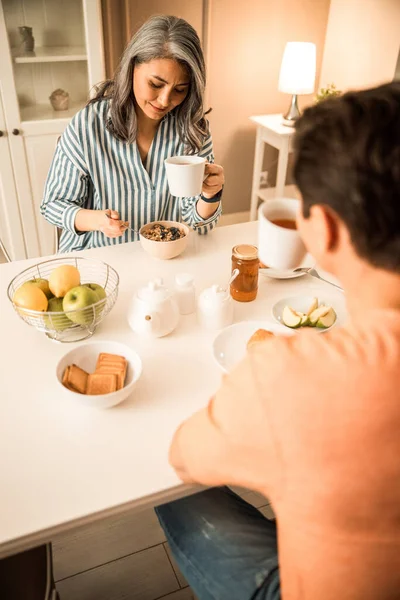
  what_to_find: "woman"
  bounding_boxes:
[41,15,224,253]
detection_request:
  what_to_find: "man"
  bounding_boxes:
[155,82,400,600]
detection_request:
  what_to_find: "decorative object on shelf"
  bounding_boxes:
[49,88,70,111]
[18,26,35,54]
[315,83,342,103]
[278,42,316,127]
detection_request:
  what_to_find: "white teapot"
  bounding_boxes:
[128,279,180,338]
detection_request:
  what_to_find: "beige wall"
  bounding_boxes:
[320,0,400,92]
[124,0,203,43]
[206,0,331,213]
[102,0,332,214]
[102,0,204,76]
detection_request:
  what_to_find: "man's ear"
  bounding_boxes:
[309,204,340,254]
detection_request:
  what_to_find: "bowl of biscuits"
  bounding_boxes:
[7,257,119,342]
[139,220,190,260]
[56,341,142,408]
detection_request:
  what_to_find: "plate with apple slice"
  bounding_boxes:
[272,295,346,332]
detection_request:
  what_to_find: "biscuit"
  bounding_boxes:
[62,365,73,390]
[247,329,274,350]
[63,363,89,394]
[62,353,128,396]
[96,353,126,367]
[95,364,126,390]
[86,373,118,395]
[95,353,127,390]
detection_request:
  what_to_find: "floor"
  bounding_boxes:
[52,487,275,600]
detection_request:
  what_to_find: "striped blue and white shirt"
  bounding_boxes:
[41,99,221,253]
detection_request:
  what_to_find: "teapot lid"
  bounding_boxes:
[198,284,230,310]
[138,279,170,303]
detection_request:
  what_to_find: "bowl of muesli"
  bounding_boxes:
[139,220,190,260]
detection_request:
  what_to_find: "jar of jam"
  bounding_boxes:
[230,244,259,302]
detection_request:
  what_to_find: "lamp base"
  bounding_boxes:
[282,94,300,127]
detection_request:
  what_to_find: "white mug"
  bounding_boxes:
[258,198,306,270]
[164,155,206,197]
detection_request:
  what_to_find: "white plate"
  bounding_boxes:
[259,254,315,279]
[212,320,292,373]
[272,295,345,333]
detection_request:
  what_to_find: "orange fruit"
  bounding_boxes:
[13,283,48,312]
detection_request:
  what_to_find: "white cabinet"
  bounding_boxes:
[0,95,26,262]
[0,0,105,260]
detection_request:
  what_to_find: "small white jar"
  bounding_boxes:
[197,284,234,330]
[174,273,196,315]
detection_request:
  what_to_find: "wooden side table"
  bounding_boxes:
[249,114,296,220]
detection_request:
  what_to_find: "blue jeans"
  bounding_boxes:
[155,486,280,600]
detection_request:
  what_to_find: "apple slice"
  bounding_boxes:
[308,305,331,326]
[300,314,309,326]
[316,307,337,329]
[306,297,318,316]
[282,306,302,328]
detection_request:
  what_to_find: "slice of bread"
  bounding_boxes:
[247,328,274,350]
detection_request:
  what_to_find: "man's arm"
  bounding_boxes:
[169,345,281,492]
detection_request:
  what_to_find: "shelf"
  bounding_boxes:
[13,46,87,64]
[20,101,86,123]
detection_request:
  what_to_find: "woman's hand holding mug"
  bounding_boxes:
[202,163,224,199]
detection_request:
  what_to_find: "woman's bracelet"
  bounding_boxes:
[200,188,223,203]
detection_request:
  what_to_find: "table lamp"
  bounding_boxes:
[278,42,316,127]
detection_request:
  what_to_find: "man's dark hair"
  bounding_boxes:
[293,82,400,272]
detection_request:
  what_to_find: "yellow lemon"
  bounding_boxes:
[49,265,80,298]
[13,283,48,312]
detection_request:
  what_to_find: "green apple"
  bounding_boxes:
[300,314,309,326]
[84,283,106,301]
[306,297,318,316]
[45,297,72,331]
[309,305,331,326]
[282,306,302,328]
[63,285,99,325]
[27,278,53,299]
[316,307,337,329]
[84,283,107,318]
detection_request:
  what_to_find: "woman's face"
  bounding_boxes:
[133,58,190,121]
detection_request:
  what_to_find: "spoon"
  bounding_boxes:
[106,213,139,234]
[223,268,240,291]
[259,266,343,290]
[259,266,311,274]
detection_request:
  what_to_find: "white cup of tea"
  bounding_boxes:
[258,198,307,270]
[164,155,206,197]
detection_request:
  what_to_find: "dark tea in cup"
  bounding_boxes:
[270,218,297,230]
[258,198,306,269]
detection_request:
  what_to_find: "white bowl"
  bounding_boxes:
[212,320,292,373]
[272,295,343,332]
[56,341,142,408]
[139,220,189,260]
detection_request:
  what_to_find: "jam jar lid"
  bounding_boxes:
[232,244,258,260]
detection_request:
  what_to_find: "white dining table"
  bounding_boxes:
[0,221,346,559]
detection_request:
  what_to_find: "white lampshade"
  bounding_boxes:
[278,42,316,95]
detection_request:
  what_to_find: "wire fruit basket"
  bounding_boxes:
[7,257,119,343]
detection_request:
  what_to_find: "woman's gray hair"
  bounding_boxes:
[90,15,208,153]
